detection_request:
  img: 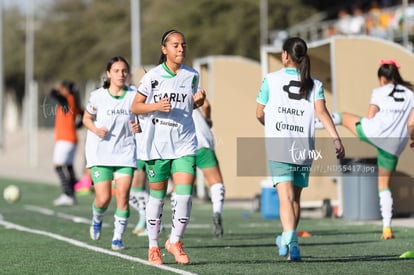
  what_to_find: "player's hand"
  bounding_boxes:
[410,139,414,151]
[157,98,171,112]
[333,138,345,159]
[95,127,109,139]
[193,89,206,108]
[130,120,141,133]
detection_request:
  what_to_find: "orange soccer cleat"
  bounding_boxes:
[165,239,190,265]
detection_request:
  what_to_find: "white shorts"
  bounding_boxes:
[53,141,77,165]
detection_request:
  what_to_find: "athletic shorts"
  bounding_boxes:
[90,166,134,184]
[144,155,196,183]
[268,160,310,188]
[196,148,218,169]
[356,121,398,171]
[136,159,145,171]
[53,141,76,165]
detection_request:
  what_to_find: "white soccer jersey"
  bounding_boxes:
[85,87,137,168]
[193,108,215,150]
[137,63,199,160]
[258,68,324,165]
[361,83,414,156]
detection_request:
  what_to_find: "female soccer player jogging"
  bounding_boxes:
[83,56,140,251]
[256,37,345,261]
[131,29,205,265]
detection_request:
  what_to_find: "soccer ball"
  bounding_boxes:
[3,185,21,203]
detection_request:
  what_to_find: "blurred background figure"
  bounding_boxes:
[349,5,366,35]
[74,168,93,195]
[194,99,226,238]
[50,80,83,206]
[129,158,149,237]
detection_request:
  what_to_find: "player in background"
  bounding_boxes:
[256,37,345,261]
[131,29,206,265]
[50,80,83,206]
[314,59,414,239]
[126,78,150,237]
[129,132,149,237]
[171,98,225,238]
[83,56,140,251]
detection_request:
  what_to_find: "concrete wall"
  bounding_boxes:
[193,56,265,199]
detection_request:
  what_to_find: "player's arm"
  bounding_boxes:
[193,89,206,109]
[315,99,345,159]
[367,104,379,119]
[256,77,269,126]
[407,108,414,150]
[201,98,213,127]
[256,103,265,125]
[82,110,108,139]
[131,92,171,114]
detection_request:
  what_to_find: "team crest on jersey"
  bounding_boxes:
[283,80,302,100]
[388,88,405,102]
[148,167,155,178]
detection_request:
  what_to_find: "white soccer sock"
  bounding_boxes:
[113,215,128,241]
[170,194,192,243]
[379,189,393,229]
[170,192,176,211]
[146,196,164,247]
[210,183,225,214]
[314,112,342,129]
[92,204,106,224]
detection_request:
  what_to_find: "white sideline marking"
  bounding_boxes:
[25,205,94,225]
[25,204,210,229]
[0,219,198,275]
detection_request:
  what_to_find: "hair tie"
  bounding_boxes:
[379,59,401,69]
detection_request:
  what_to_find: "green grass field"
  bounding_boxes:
[1,178,413,275]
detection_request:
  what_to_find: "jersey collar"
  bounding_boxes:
[107,87,128,99]
[283,67,300,75]
[162,62,180,78]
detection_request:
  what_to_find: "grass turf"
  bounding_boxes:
[1,178,413,275]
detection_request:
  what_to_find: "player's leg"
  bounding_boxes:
[314,112,343,129]
[377,149,398,240]
[130,160,149,235]
[271,161,302,261]
[276,180,301,261]
[53,141,77,206]
[340,112,361,136]
[89,166,113,241]
[165,155,196,265]
[145,159,170,265]
[197,148,225,237]
[111,167,134,250]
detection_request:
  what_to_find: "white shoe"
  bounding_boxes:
[53,194,76,206]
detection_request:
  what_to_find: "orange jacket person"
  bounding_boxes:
[50,80,83,206]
